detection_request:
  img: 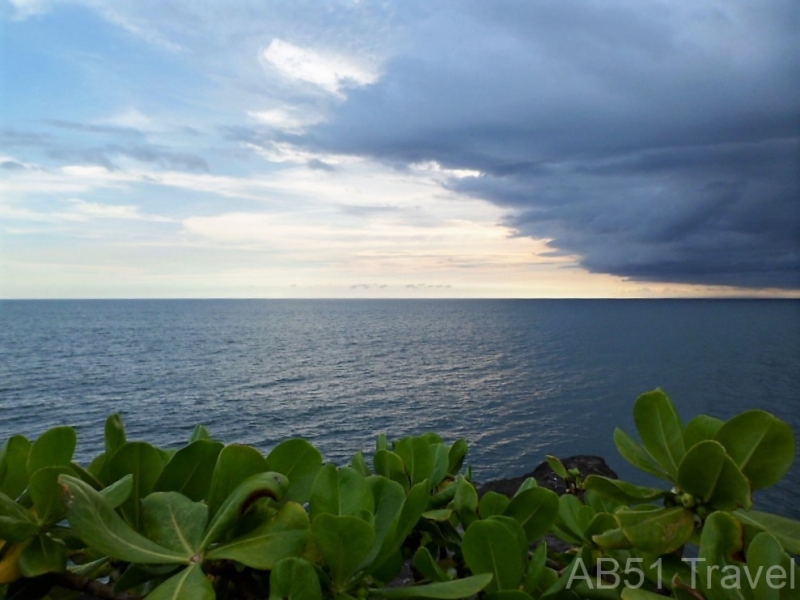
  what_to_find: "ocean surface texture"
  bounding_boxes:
[1,299,798,517]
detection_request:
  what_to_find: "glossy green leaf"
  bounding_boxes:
[395,437,435,488]
[463,519,524,592]
[146,563,214,600]
[376,433,389,452]
[59,474,188,564]
[68,461,103,490]
[683,414,723,450]
[114,563,179,593]
[503,486,559,543]
[614,428,670,481]
[514,477,538,496]
[200,471,288,548]
[698,511,747,600]
[28,465,76,524]
[309,465,374,521]
[374,450,409,490]
[0,436,32,499]
[413,546,449,583]
[104,413,126,459]
[206,501,309,568]
[18,534,66,577]
[312,513,375,587]
[584,489,622,514]
[370,574,493,599]
[447,438,468,475]
[633,389,685,478]
[142,492,208,557]
[269,557,322,600]
[551,493,593,544]
[733,509,800,554]
[616,506,695,555]
[715,410,796,490]
[621,589,671,600]
[479,491,510,519]
[489,515,529,567]
[207,443,269,517]
[583,475,667,505]
[154,440,224,501]
[99,473,133,509]
[582,512,618,544]
[591,526,632,550]
[677,440,752,510]
[108,441,167,529]
[27,426,76,478]
[266,438,323,504]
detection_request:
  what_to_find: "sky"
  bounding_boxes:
[1,0,798,298]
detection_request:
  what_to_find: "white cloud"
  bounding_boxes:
[247,107,325,134]
[262,39,380,95]
[8,0,51,19]
[98,108,153,130]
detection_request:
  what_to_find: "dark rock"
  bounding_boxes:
[477,455,617,498]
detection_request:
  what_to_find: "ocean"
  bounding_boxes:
[1,299,798,518]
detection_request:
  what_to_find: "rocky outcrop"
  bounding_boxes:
[478,455,617,497]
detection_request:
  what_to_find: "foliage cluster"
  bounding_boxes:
[0,389,797,599]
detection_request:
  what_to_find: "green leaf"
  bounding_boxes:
[463,519,524,592]
[374,450,410,490]
[104,413,126,459]
[142,492,208,557]
[677,440,752,510]
[28,465,76,524]
[200,471,288,548]
[108,441,167,530]
[206,501,309,569]
[269,557,322,600]
[0,492,38,541]
[582,512,619,545]
[395,437,435,489]
[617,506,695,555]
[146,563,214,600]
[733,510,800,554]
[351,450,372,477]
[546,456,568,479]
[361,476,405,568]
[621,589,672,600]
[26,427,76,478]
[369,574,493,599]
[614,428,670,481]
[747,533,785,600]
[18,534,66,577]
[488,515,529,567]
[503,486,559,543]
[522,542,548,595]
[309,465,374,521]
[429,443,450,488]
[698,511,747,600]
[266,438,324,504]
[453,477,479,527]
[207,443,269,517]
[551,493,592,544]
[447,438,468,476]
[583,475,667,505]
[59,474,189,564]
[312,513,375,588]
[0,436,32,499]
[591,527,632,550]
[413,546,449,583]
[99,473,133,509]
[154,440,224,501]
[633,389,685,479]
[479,491,510,519]
[371,480,429,572]
[189,424,211,443]
[714,410,796,490]
[683,414,724,450]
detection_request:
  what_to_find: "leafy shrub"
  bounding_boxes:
[0,389,796,599]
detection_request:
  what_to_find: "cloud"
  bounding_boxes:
[287,0,799,289]
[261,38,380,96]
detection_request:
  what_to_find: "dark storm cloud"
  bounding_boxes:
[296,0,800,289]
